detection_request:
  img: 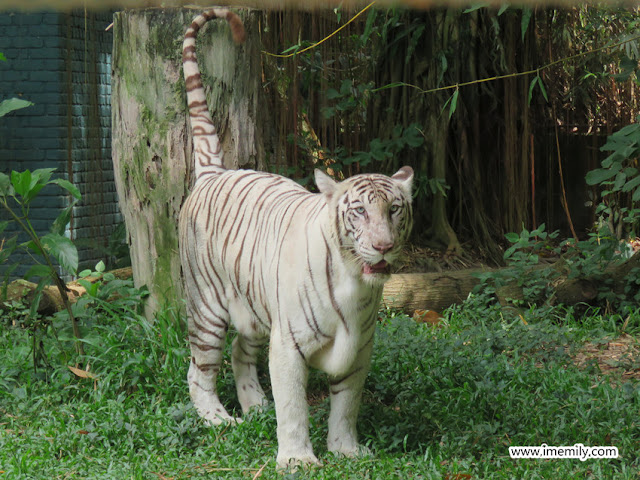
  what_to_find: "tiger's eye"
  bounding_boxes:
[355,206,366,215]
[390,204,400,214]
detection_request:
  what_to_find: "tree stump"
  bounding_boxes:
[111,8,264,319]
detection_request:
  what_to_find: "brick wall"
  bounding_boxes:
[0,10,120,278]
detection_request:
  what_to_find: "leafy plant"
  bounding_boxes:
[474,219,639,311]
[586,115,640,240]
[503,223,559,267]
[475,118,640,312]
[0,168,84,354]
[74,260,147,318]
[332,123,424,170]
[473,224,561,306]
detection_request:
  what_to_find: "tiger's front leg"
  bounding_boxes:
[326,339,374,457]
[269,328,320,469]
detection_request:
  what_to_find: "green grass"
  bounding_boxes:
[1,297,639,479]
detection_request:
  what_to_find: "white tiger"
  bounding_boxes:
[179,9,414,468]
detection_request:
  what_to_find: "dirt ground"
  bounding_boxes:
[573,333,640,382]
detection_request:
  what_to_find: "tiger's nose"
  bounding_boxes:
[373,242,394,254]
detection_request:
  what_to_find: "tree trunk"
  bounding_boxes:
[111,8,264,319]
[421,10,462,254]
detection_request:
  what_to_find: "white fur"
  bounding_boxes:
[179,9,414,471]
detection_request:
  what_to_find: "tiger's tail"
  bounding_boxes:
[182,9,245,180]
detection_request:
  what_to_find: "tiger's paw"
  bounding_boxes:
[328,442,372,459]
[207,416,243,426]
[201,409,243,426]
[276,452,322,471]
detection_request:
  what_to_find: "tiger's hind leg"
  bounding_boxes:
[232,333,268,414]
[187,306,240,425]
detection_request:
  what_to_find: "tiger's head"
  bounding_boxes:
[316,167,414,285]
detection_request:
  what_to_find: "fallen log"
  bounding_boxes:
[4,253,639,317]
[382,270,484,313]
[383,252,640,314]
[381,269,523,313]
[3,267,133,315]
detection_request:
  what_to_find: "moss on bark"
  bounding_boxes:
[111,8,263,319]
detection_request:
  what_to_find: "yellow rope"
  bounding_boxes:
[262,1,376,58]
[261,5,640,98]
[371,33,640,96]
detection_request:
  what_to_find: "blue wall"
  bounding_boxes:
[0,10,120,277]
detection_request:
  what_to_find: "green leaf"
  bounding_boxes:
[536,76,548,102]
[339,79,352,96]
[50,178,81,200]
[613,69,635,82]
[505,232,520,243]
[448,89,459,120]
[370,82,409,93]
[51,204,76,236]
[32,168,56,185]
[527,76,538,105]
[613,171,627,191]
[633,187,640,203]
[497,4,509,15]
[613,56,638,82]
[406,24,425,65]
[0,172,11,196]
[79,269,92,278]
[403,124,424,148]
[0,97,33,117]
[326,88,341,100]
[77,279,98,297]
[280,44,301,55]
[29,280,48,319]
[622,175,640,192]
[23,183,46,204]
[463,3,488,13]
[586,168,617,185]
[11,168,56,203]
[40,233,78,275]
[441,89,459,119]
[95,260,106,273]
[24,239,44,256]
[0,52,6,61]
[360,7,377,45]
[11,170,32,197]
[23,264,54,281]
[521,8,532,42]
[504,245,518,259]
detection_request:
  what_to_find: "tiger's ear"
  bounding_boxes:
[315,169,338,197]
[392,166,414,198]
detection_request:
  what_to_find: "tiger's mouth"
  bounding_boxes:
[362,260,390,275]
